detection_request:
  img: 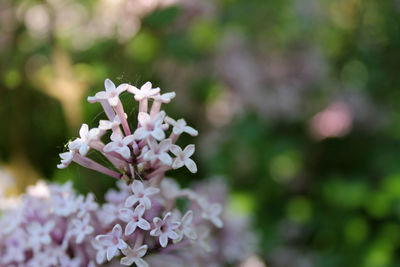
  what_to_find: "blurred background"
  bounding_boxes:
[1,0,400,266]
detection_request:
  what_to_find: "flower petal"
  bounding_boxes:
[125,221,137,236]
[137,218,150,230]
[183,144,195,158]
[169,145,182,156]
[124,196,138,208]
[105,79,116,92]
[133,127,148,140]
[172,159,184,169]
[185,158,197,173]
[144,187,160,196]
[135,245,148,258]
[151,128,165,141]
[159,234,168,247]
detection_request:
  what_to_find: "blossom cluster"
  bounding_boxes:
[0,177,255,266]
[54,78,226,266]
[0,181,99,266]
[0,79,257,266]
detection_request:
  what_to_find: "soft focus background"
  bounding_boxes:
[1,0,400,266]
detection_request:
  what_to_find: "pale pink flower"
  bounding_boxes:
[89,78,128,107]
[128,81,160,101]
[176,210,197,242]
[51,194,78,217]
[76,193,98,218]
[99,115,123,131]
[150,212,180,247]
[133,111,166,141]
[96,224,127,261]
[152,92,176,103]
[98,203,121,225]
[200,201,224,228]
[119,204,151,235]
[68,124,103,156]
[165,117,198,136]
[27,220,55,248]
[125,180,160,209]
[104,133,135,159]
[120,245,149,267]
[160,178,181,200]
[57,151,75,169]
[170,144,197,173]
[143,137,173,165]
[70,214,94,244]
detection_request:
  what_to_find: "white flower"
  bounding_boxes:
[27,220,55,248]
[68,124,103,156]
[51,194,78,217]
[120,245,149,267]
[200,201,224,228]
[125,180,160,209]
[76,193,98,218]
[119,204,151,235]
[170,144,197,173]
[70,214,94,244]
[133,111,166,141]
[96,224,127,261]
[103,133,135,159]
[195,227,212,253]
[143,137,172,165]
[150,212,180,247]
[99,115,123,131]
[160,178,181,199]
[165,117,198,136]
[98,203,121,225]
[57,150,75,169]
[176,210,197,242]
[152,92,176,103]
[128,81,160,101]
[89,78,128,107]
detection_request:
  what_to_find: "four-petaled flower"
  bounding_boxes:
[176,210,197,242]
[134,111,166,141]
[143,137,173,165]
[121,245,149,267]
[76,193,99,218]
[99,115,123,131]
[89,78,128,107]
[57,150,75,169]
[96,224,128,261]
[104,133,135,159]
[165,117,198,136]
[199,200,224,228]
[70,214,94,244]
[125,180,160,209]
[27,220,55,248]
[119,204,151,235]
[128,81,160,101]
[152,92,176,103]
[170,144,197,173]
[150,212,180,247]
[68,124,102,156]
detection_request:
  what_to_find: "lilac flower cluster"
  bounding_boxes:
[0,181,99,266]
[0,79,258,266]
[56,79,223,265]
